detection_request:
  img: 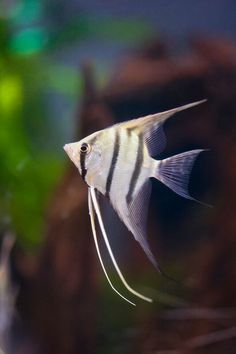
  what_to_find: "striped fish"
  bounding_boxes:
[64,100,208,305]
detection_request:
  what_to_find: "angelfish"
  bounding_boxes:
[64,100,207,306]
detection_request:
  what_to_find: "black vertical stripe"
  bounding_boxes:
[80,151,87,181]
[105,130,120,197]
[126,134,144,205]
[80,137,97,181]
[89,135,97,145]
[126,127,135,137]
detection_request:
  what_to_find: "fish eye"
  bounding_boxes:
[80,142,91,154]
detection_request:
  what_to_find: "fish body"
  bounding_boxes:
[64,100,207,304]
[65,127,151,190]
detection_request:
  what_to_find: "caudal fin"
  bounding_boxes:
[154,149,210,206]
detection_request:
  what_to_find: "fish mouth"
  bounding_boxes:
[63,144,71,154]
[63,143,80,170]
[63,143,75,162]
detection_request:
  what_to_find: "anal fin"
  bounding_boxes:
[127,181,162,272]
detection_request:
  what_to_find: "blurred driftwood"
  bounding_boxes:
[0,233,16,353]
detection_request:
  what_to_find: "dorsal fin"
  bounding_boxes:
[119,100,206,156]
